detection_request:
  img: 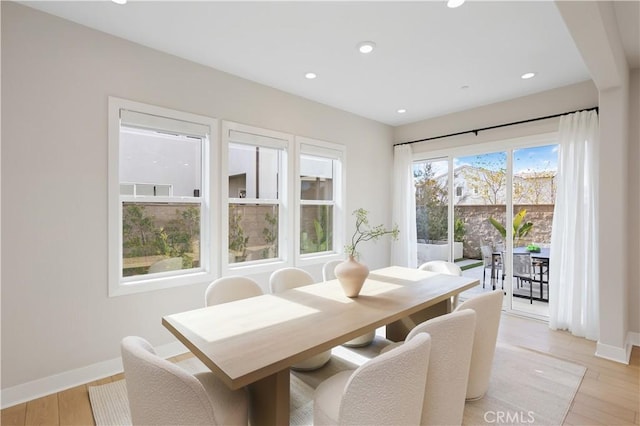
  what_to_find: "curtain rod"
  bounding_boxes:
[393,106,599,147]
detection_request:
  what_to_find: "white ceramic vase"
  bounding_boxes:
[335,256,369,297]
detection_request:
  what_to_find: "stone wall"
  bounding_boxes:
[457,204,554,259]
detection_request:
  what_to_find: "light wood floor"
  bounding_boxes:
[2,314,638,426]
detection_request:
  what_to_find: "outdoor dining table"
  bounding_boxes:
[162,266,479,426]
[492,247,550,302]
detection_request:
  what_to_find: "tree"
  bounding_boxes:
[414,163,448,242]
[461,154,506,204]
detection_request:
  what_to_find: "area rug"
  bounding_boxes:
[89,342,585,426]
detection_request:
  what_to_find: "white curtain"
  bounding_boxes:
[549,110,599,340]
[391,145,417,267]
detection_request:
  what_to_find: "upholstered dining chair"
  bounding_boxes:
[418,260,462,276]
[453,289,504,400]
[121,336,248,426]
[269,267,332,370]
[313,333,432,426]
[323,260,376,347]
[418,260,463,308]
[205,276,263,306]
[322,259,343,282]
[380,309,476,425]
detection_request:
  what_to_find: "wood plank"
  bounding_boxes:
[572,393,636,424]
[564,410,605,426]
[24,394,58,426]
[1,403,26,426]
[58,385,95,426]
[578,376,640,412]
[569,400,635,425]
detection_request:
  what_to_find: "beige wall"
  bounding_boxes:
[1,2,393,393]
[394,80,597,148]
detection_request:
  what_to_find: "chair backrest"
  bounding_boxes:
[148,257,183,274]
[418,260,462,276]
[512,253,532,278]
[269,267,315,293]
[205,276,263,306]
[454,289,504,400]
[480,245,493,267]
[405,310,476,425]
[339,333,432,425]
[121,336,218,425]
[322,260,343,282]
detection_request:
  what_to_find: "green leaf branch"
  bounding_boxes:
[345,208,399,258]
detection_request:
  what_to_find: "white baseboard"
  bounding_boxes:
[1,340,187,409]
[595,340,632,364]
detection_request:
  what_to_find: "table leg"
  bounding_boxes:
[386,298,452,342]
[248,369,290,426]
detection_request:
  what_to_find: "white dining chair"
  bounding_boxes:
[205,276,263,306]
[121,336,248,426]
[322,259,342,282]
[269,267,332,370]
[313,332,432,426]
[418,260,463,308]
[418,260,462,276]
[454,289,504,400]
[323,260,376,347]
[380,309,476,425]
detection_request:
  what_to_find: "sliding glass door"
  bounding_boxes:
[508,144,557,317]
[413,135,558,319]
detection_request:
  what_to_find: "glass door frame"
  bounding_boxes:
[412,132,557,319]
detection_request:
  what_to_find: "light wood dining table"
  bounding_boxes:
[162,265,479,426]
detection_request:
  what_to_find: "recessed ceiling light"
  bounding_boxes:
[521,72,536,79]
[112,0,127,4]
[357,41,376,54]
[305,72,317,80]
[397,108,407,114]
[447,0,465,8]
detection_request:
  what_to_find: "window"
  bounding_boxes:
[223,122,292,269]
[109,98,217,296]
[297,137,345,260]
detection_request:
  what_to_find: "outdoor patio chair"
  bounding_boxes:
[513,252,535,304]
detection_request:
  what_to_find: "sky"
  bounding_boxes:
[417,144,559,178]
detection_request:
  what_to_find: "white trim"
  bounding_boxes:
[295,136,346,265]
[595,340,632,364]
[221,121,294,275]
[0,340,187,409]
[108,97,218,297]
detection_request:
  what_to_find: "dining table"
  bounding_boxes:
[162,265,479,426]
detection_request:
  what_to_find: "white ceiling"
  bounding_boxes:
[19,1,636,126]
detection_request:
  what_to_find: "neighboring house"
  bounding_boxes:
[434,165,556,206]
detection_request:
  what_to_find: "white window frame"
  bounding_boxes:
[108,97,219,297]
[221,121,294,275]
[295,136,346,266]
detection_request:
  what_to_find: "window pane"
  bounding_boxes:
[300,205,333,254]
[300,155,334,200]
[120,127,202,197]
[229,143,280,199]
[414,160,451,262]
[229,204,278,263]
[122,202,201,277]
